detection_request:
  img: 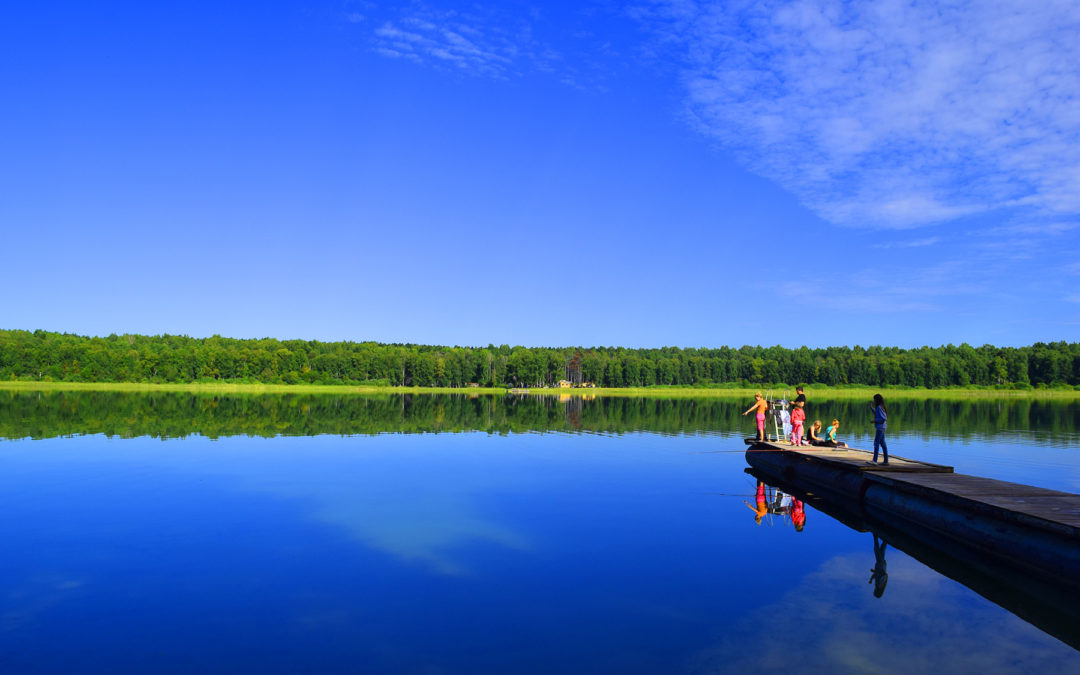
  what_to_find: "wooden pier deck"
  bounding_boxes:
[867,471,1080,533]
[745,439,954,473]
[744,440,1080,541]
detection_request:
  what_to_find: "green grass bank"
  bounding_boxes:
[2,381,1078,399]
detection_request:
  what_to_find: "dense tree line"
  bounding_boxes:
[3,391,1077,442]
[1,329,1078,388]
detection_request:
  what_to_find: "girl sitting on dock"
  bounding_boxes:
[742,392,769,442]
[806,419,823,443]
[810,419,847,448]
[825,418,840,441]
[826,418,848,446]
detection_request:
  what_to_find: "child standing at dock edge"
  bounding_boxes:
[870,394,889,465]
[743,392,769,442]
[790,401,805,445]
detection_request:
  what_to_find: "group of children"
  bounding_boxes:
[743,387,890,464]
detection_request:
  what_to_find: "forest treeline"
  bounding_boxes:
[1,329,1079,389]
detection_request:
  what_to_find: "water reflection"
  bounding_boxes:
[745,468,1080,650]
[693,550,1076,674]
[870,535,888,598]
[2,390,1078,443]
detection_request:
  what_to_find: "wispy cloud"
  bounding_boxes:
[358,4,626,88]
[778,258,975,315]
[982,221,1079,236]
[637,1,1080,229]
[692,551,1078,672]
[367,5,544,79]
[873,236,940,250]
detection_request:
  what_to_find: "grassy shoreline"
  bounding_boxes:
[1,381,1077,399]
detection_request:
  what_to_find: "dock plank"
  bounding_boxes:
[873,473,1074,497]
[868,472,1080,531]
[747,440,952,473]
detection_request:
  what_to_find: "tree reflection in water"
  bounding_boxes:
[2,390,1077,442]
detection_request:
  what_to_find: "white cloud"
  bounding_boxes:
[873,236,940,250]
[983,222,1079,236]
[690,550,1079,673]
[368,7,534,78]
[640,1,1080,229]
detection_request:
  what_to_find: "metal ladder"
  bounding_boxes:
[766,390,790,442]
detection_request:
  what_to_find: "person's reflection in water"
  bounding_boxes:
[745,480,769,525]
[791,498,806,532]
[869,534,889,598]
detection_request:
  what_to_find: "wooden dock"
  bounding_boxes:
[741,461,1080,650]
[746,440,953,473]
[744,439,1080,536]
[866,471,1080,535]
[743,440,1080,589]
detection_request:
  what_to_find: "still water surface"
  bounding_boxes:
[1,392,1078,673]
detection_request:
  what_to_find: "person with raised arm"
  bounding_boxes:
[742,392,769,442]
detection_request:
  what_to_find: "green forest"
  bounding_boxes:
[1,329,1078,389]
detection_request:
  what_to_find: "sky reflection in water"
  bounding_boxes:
[0,393,1078,673]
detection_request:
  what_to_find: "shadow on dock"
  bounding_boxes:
[745,462,1080,651]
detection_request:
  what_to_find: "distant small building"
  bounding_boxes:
[466,382,479,388]
[558,380,573,388]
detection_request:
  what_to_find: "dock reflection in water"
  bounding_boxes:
[745,467,1080,650]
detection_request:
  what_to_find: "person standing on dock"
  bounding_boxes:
[870,394,889,465]
[790,401,805,445]
[743,392,769,442]
[793,387,806,440]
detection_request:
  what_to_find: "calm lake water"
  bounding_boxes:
[1,392,1079,673]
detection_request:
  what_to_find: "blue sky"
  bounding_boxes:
[2,0,1078,349]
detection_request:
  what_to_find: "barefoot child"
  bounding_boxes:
[743,392,769,442]
[790,401,805,445]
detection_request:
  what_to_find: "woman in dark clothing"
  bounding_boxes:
[870,394,888,464]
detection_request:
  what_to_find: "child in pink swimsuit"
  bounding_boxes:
[790,402,805,445]
[742,392,769,441]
